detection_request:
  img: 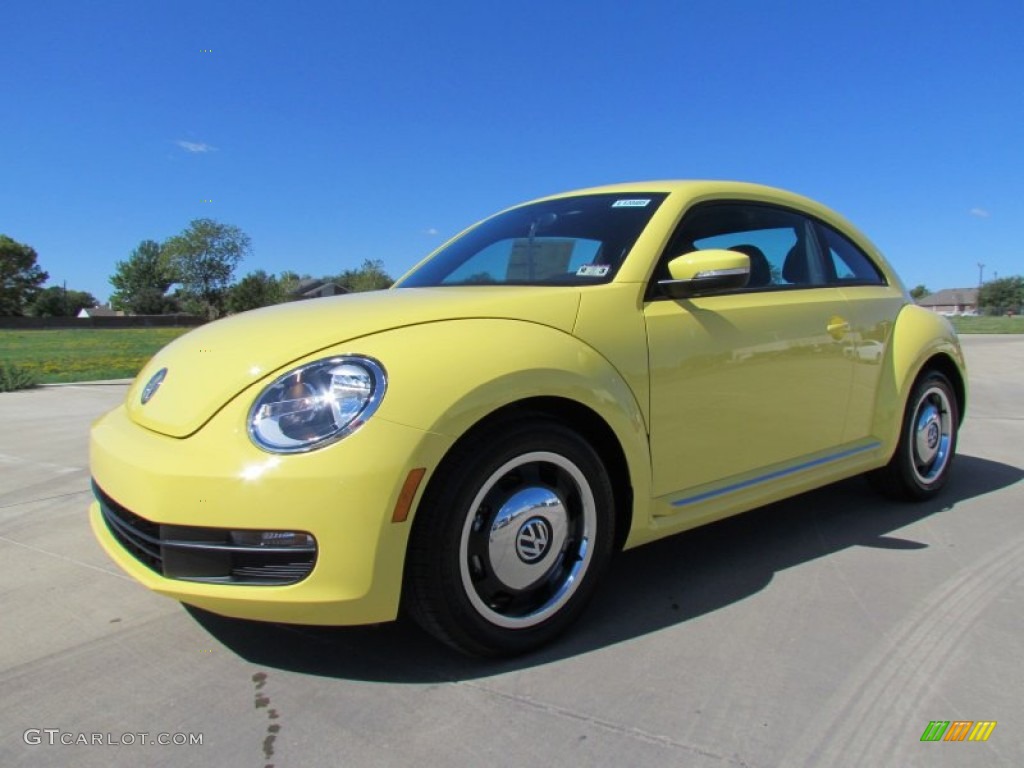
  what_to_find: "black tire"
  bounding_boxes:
[404,417,616,657]
[869,370,959,500]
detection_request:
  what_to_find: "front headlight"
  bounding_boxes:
[248,356,387,453]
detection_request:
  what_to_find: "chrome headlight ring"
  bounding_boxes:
[248,355,387,454]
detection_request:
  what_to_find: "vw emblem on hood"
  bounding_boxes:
[140,367,168,405]
[515,517,552,563]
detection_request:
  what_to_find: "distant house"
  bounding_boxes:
[916,288,978,315]
[77,305,124,318]
[289,279,349,300]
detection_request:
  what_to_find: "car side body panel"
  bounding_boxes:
[361,318,655,544]
[644,286,855,499]
[833,285,905,444]
[869,303,967,458]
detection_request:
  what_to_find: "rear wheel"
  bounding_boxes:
[870,370,959,500]
[405,418,615,657]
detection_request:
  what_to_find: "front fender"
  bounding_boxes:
[357,318,653,530]
[872,305,967,456]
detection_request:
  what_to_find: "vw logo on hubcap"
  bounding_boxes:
[926,421,940,450]
[141,367,168,404]
[515,517,552,563]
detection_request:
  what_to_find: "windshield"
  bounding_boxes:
[398,192,667,288]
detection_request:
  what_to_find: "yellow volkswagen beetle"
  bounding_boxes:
[90,181,966,656]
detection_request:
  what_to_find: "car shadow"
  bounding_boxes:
[186,453,1022,682]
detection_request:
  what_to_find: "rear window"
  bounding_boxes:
[399,193,668,287]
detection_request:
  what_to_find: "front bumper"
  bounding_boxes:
[90,400,443,625]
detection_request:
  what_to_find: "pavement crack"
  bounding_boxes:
[0,487,92,510]
[0,452,85,473]
[0,534,133,580]
[461,680,753,765]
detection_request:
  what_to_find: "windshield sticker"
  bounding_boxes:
[611,199,650,208]
[576,264,610,277]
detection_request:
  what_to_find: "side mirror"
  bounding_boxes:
[658,249,750,299]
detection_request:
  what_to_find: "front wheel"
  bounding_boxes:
[870,370,959,500]
[404,418,616,657]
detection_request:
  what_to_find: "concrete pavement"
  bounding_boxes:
[1,336,1021,767]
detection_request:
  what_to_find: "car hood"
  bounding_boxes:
[125,286,582,438]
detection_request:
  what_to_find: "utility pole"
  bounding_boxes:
[977,262,985,287]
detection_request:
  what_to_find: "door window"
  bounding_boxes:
[654,203,830,295]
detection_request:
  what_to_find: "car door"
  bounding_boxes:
[644,202,856,502]
[813,220,906,443]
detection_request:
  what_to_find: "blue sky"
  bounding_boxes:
[2,0,1021,302]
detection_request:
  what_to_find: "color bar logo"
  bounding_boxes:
[920,721,997,742]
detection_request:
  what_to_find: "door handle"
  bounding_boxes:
[827,316,850,340]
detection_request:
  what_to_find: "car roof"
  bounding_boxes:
[540,179,822,209]
[536,180,868,237]
[527,180,897,288]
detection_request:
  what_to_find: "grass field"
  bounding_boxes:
[0,328,193,384]
[948,315,1024,334]
[0,313,1021,387]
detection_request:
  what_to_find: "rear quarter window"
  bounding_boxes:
[818,223,886,285]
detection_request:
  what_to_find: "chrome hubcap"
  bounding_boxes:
[489,487,569,590]
[459,452,595,629]
[911,385,953,484]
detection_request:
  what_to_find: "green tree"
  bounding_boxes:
[163,219,251,319]
[109,240,178,314]
[30,286,98,317]
[277,270,311,300]
[0,235,49,316]
[978,275,1024,315]
[333,259,393,292]
[228,270,283,313]
[909,284,930,300]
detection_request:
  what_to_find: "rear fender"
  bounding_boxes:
[872,305,966,458]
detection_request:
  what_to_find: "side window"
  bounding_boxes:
[655,203,827,295]
[818,224,886,285]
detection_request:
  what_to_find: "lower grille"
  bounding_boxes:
[93,480,317,586]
